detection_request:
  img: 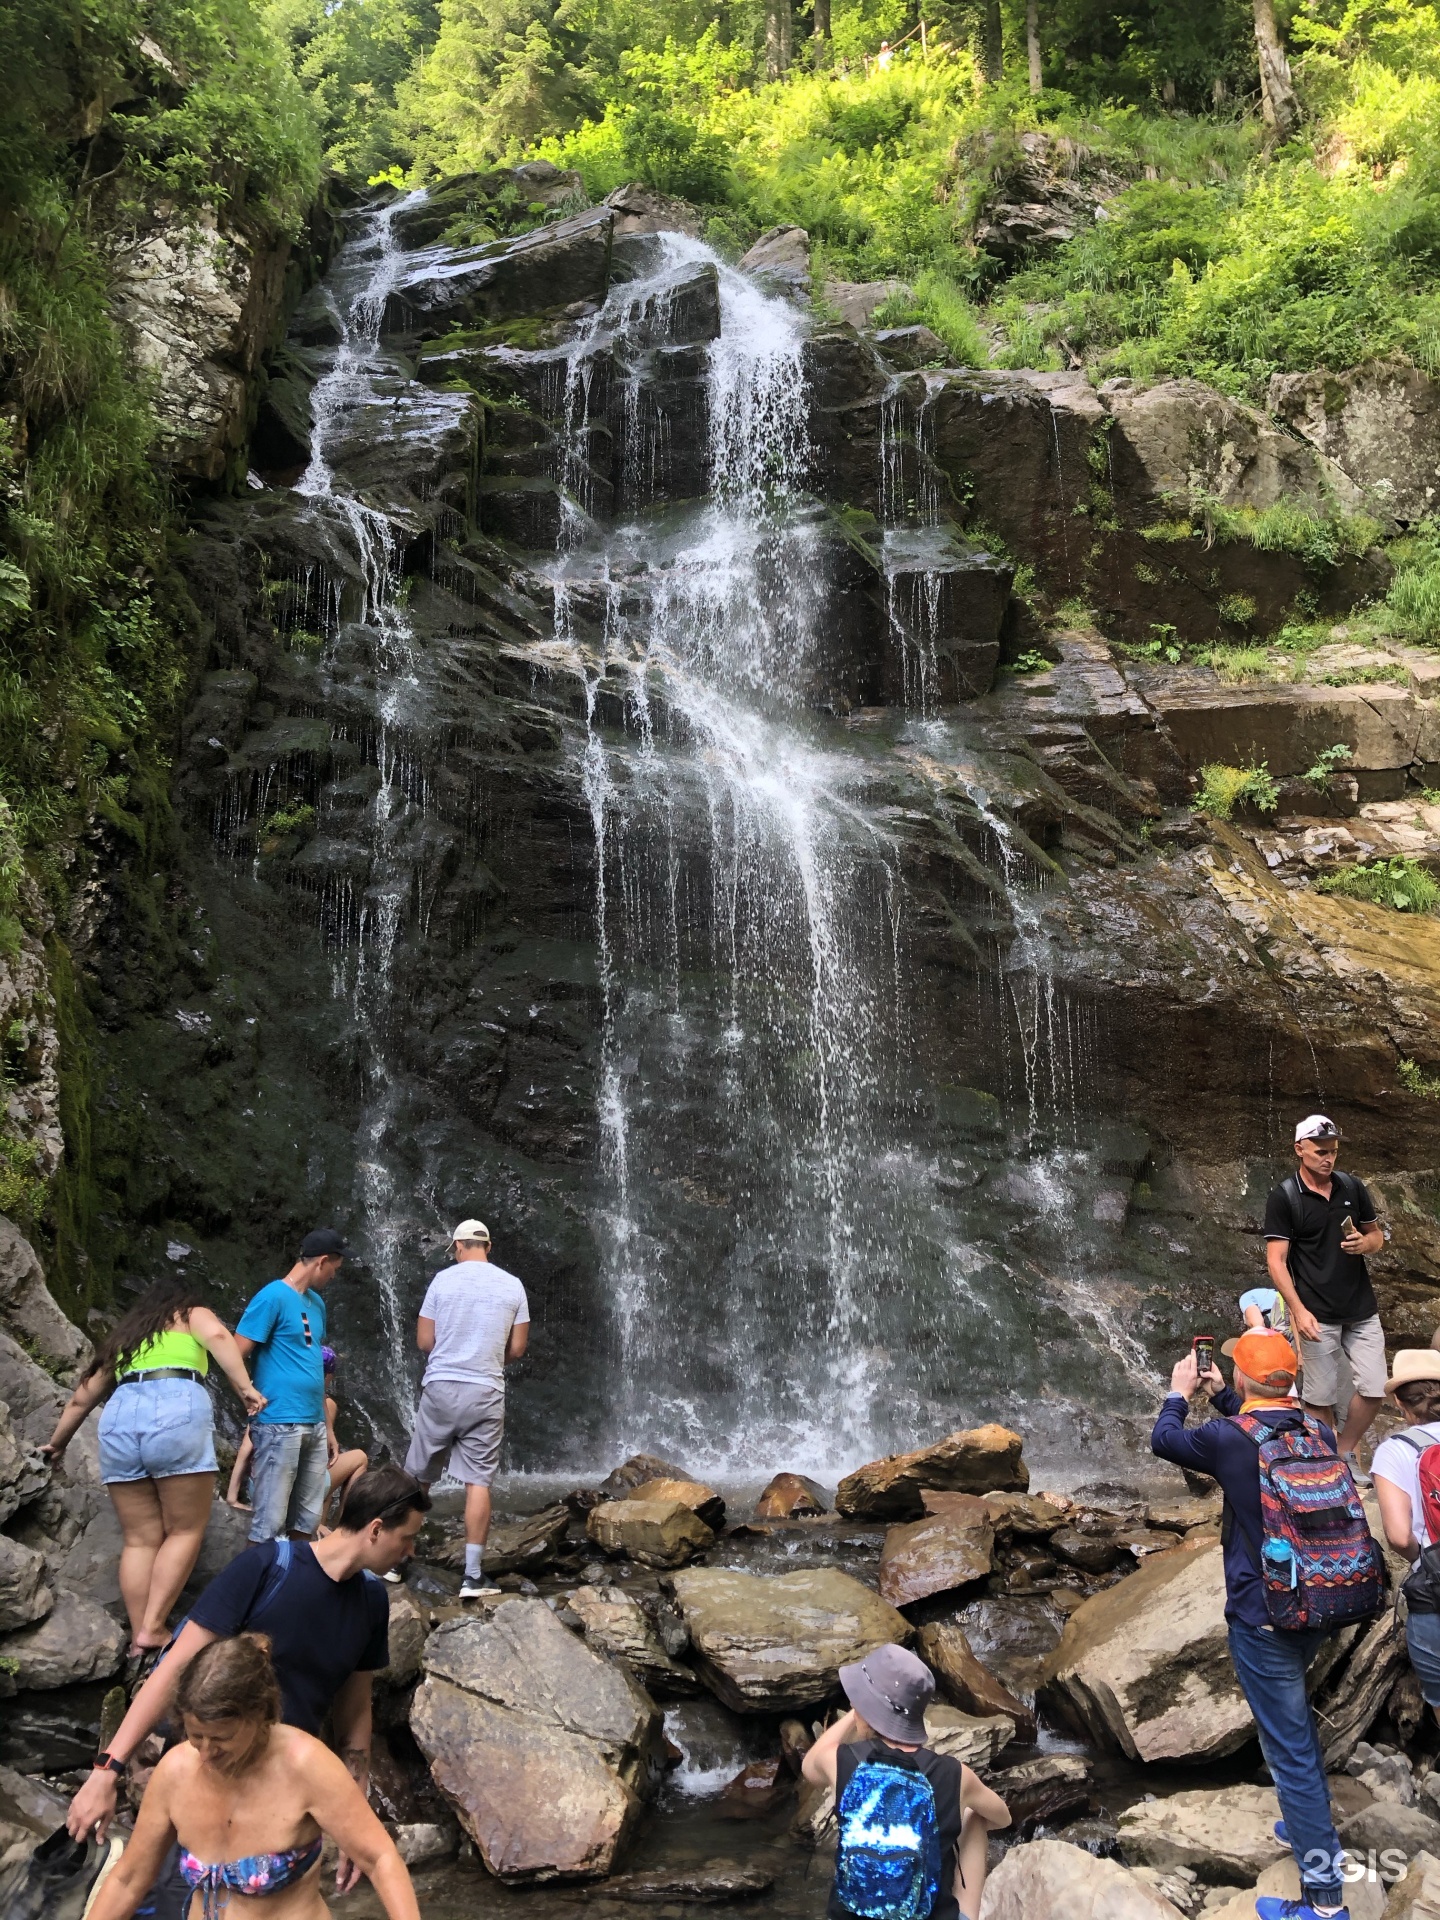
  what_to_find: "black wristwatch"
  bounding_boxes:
[94,1752,125,1775]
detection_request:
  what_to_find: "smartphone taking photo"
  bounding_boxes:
[1192,1334,1215,1374]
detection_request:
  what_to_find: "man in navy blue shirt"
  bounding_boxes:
[1152,1328,1349,1920]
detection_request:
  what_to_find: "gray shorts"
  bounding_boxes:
[404,1380,505,1485]
[1299,1311,1387,1405]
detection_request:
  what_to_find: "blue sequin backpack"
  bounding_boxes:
[834,1755,944,1920]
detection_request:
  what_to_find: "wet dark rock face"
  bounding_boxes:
[85,185,1440,1478]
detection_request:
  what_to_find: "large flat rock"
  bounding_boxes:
[877,1508,994,1606]
[836,1424,1028,1520]
[1038,1538,1252,1763]
[1269,358,1440,525]
[410,1598,660,1881]
[1144,676,1424,778]
[977,1836,1188,1917]
[1117,1784,1286,1880]
[385,208,615,336]
[669,1567,910,1713]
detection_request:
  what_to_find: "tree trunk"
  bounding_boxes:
[813,0,830,40]
[983,0,1003,81]
[1252,0,1299,140]
[1026,0,1041,93]
[766,0,792,76]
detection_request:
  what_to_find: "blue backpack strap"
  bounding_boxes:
[247,1538,294,1626]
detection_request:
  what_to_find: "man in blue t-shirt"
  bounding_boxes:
[236,1227,348,1543]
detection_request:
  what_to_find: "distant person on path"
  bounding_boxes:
[404,1218,528,1600]
[1264,1114,1386,1476]
[801,1643,1010,1920]
[83,1634,421,1920]
[39,1279,265,1660]
[235,1229,348,1543]
[1153,1329,1379,1920]
[66,1465,429,1905]
[1370,1350,1440,1723]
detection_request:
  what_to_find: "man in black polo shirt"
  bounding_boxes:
[1264,1113,1386,1472]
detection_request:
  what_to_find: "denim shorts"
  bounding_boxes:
[1407,1607,1440,1706]
[247,1421,330,1542]
[97,1376,217,1484]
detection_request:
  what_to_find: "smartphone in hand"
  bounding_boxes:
[1340,1214,1357,1240]
[1193,1334,1215,1373]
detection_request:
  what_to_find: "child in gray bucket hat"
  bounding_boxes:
[802,1643,1011,1920]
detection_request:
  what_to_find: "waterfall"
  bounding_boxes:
[552,245,911,1469]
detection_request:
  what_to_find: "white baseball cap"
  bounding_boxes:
[1295,1114,1342,1142]
[451,1218,491,1243]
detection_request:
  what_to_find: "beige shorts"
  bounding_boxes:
[1298,1312,1387,1405]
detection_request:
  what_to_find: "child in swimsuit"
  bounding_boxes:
[81,1635,420,1920]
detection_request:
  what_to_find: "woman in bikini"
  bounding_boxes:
[84,1634,420,1920]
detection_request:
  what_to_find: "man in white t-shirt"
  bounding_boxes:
[403,1218,529,1600]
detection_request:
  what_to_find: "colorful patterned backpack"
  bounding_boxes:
[1230,1411,1385,1630]
[834,1757,943,1920]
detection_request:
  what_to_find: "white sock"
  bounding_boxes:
[465,1544,484,1582]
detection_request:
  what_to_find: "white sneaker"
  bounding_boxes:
[459,1581,503,1600]
[382,1568,403,1584]
[1344,1451,1372,1487]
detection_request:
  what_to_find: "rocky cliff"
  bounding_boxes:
[54,171,1440,1479]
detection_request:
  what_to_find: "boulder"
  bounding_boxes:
[718,1756,788,1817]
[409,1599,661,1881]
[376,1584,429,1690]
[597,1858,774,1901]
[836,1424,1028,1520]
[1038,1539,1253,1763]
[754,1473,829,1520]
[0,1400,47,1526]
[916,1622,1036,1744]
[0,1534,50,1634]
[669,1567,910,1714]
[603,183,704,239]
[922,1704,1015,1769]
[0,1589,124,1694]
[1050,1524,1125,1573]
[0,1220,88,1371]
[440,1504,570,1578]
[738,226,809,296]
[1268,358,1440,525]
[567,1585,700,1697]
[1103,376,1362,517]
[1116,1784,1285,1881]
[586,1499,714,1569]
[872,326,949,371]
[1340,1799,1440,1861]
[989,1755,1092,1831]
[981,1491,1071,1536]
[597,1454,689,1500]
[877,1507,995,1607]
[1380,1849,1440,1917]
[384,208,615,337]
[626,1479,724,1531]
[826,277,907,330]
[390,1821,459,1868]
[613,265,721,352]
[977,1836,1188,1918]
[970,131,1126,262]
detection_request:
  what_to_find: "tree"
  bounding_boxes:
[983,0,1002,79]
[1251,0,1298,138]
[1026,0,1041,90]
[766,0,793,76]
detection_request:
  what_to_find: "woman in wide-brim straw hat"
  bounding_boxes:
[1371,1349,1440,1719]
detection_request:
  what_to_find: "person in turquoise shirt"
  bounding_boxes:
[235,1228,348,1543]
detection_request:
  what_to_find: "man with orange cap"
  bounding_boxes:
[1152,1330,1350,1920]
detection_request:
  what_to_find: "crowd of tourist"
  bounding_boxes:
[13,1113,1432,1920]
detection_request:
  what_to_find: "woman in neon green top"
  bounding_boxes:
[43,1280,266,1660]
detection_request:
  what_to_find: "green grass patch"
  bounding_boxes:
[1194,761,1280,818]
[1317,856,1440,912]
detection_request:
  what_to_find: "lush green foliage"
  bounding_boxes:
[1317,855,1440,910]
[1193,761,1281,817]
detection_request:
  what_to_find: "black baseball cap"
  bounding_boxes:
[300,1228,350,1259]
